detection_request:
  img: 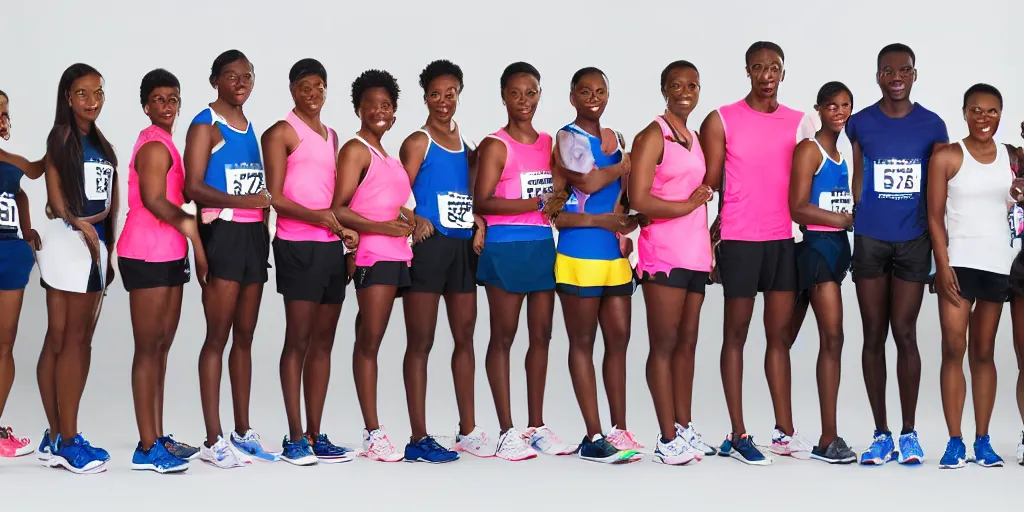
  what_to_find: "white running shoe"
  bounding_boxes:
[1016,432,1024,466]
[653,435,701,466]
[452,426,494,458]
[360,426,404,462]
[606,426,645,452]
[198,436,250,469]
[495,428,537,461]
[769,428,813,459]
[522,425,577,456]
[677,422,718,456]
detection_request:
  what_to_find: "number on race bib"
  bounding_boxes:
[873,159,921,194]
[0,195,18,229]
[520,171,553,200]
[83,162,113,202]
[818,190,852,214]
[225,165,266,196]
[437,192,474,230]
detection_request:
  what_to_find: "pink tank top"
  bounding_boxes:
[480,128,553,228]
[275,111,339,242]
[718,99,810,241]
[348,137,413,267]
[637,117,712,275]
[116,125,188,262]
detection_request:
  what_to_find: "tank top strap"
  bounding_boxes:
[653,116,675,139]
[354,135,386,161]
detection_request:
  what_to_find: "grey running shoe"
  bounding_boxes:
[810,437,857,464]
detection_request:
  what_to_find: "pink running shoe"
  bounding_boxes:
[360,426,404,462]
[606,426,645,452]
[0,426,34,457]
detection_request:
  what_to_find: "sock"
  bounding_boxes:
[900,428,914,436]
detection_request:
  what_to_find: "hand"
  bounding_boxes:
[680,185,713,215]
[542,190,569,221]
[24,228,41,250]
[936,265,961,307]
[381,219,414,238]
[1011,178,1024,202]
[317,209,344,233]
[248,188,272,209]
[836,212,854,229]
[617,152,631,176]
[345,252,356,282]
[595,213,631,232]
[340,228,359,250]
[618,235,633,257]
[105,259,116,288]
[632,212,651,228]
[473,225,485,255]
[194,249,209,288]
[412,215,434,244]
[72,218,101,263]
[45,203,56,220]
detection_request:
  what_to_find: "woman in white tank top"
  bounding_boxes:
[926,83,1014,470]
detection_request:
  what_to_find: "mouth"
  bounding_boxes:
[760,84,776,94]
[588,105,600,112]
[980,126,992,134]
[160,113,174,122]
[677,99,693,108]
[889,82,906,94]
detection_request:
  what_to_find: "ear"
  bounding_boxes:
[144,105,150,115]
[780,69,786,82]
[913,69,919,83]
[568,91,576,108]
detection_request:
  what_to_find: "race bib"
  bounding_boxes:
[84,161,114,202]
[0,195,17,229]
[873,159,921,194]
[437,191,474,230]
[1009,204,1024,246]
[520,171,553,200]
[818,190,852,214]
[225,165,266,196]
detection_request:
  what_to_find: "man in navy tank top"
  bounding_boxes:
[846,43,948,466]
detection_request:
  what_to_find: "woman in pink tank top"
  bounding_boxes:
[116,69,206,470]
[473,62,572,461]
[331,69,414,462]
[262,59,358,464]
[627,61,715,465]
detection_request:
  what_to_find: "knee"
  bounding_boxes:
[941,338,966,362]
[969,343,995,366]
[43,328,65,354]
[568,332,596,354]
[283,335,311,356]
[0,341,12,360]
[354,327,384,358]
[232,326,257,350]
[820,330,844,360]
[890,322,918,350]
[451,322,475,353]
[405,336,435,358]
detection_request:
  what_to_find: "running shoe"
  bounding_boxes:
[0,426,33,457]
[452,426,494,458]
[769,428,813,459]
[53,434,107,474]
[79,434,109,462]
[606,426,645,452]
[280,436,318,466]
[161,435,200,461]
[810,437,857,464]
[360,426,404,462]
[405,436,460,464]
[724,434,771,465]
[653,435,701,466]
[973,435,1003,468]
[495,427,537,461]
[523,425,577,456]
[898,430,924,465]
[132,441,189,473]
[860,430,897,465]
[938,437,967,469]
[578,434,637,464]
[309,433,354,463]
[198,436,250,469]
[677,422,718,456]
[1017,432,1024,466]
[37,429,60,464]
[231,429,279,462]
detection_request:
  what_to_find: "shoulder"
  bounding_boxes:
[633,121,663,146]
[136,140,171,165]
[932,141,963,165]
[190,107,214,125]
[340,137,370,156]
[401,130,429,151]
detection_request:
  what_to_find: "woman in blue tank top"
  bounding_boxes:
[183,49,276,466]
[35,64,119,474]
[787,81,857,464]
[0,90,44,459]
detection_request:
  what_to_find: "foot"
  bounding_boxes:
[897,431,924,465]
[860,430,897,465]
[810,437,857,464]
[605,426,645,452]
[938,437,967,469]
[452,426,494,458]
[972,435,1003,468]
[494,428,537,461]
[161,435,200,461]
[78,434,110,462]
[198,436,251,469]
[725,434,771,466]
[769,428,813,460]
[54,434,107,474]
[1017,432,1024,466]
[231,429,279,462]
[360,426,404,462]
[280,436,318,466]
[522,425,577,456]
[131,440,189,473]
[309,433,354,463]
[404,436,460,464]
[578,434,639,464]
[653,434,701,466]
[0,426,33,457]
[37,429,60,464]
[677,422,718,456]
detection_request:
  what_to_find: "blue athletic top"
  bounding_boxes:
[81,135,115,243]
[806,139,852,231]
[0,161,23,241]
[191,107,264,197]
[411,130,473,239]
[846,102,948,242]
[556,123,624,261]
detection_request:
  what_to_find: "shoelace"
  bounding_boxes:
[501,430,529,457]
[535,427,564,446]
[686,425,707,446]
[371,433,396,457]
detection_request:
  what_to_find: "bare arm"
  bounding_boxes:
[851,140,863,205]
[1,152,45,180]
[926,144,957,270]
[330,139,401,235]
[789,140,851,229]
[473,137,539,215]
[183,122,263,209]
[15,189,32,234]
[137,141,203,246]
[628,122,706,219]
[263,121,334,227]
[553,133,626,195]
[399,130,428,187]
[699,110,725,191]
[105,171,119,252]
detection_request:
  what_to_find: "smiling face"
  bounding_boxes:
[503,72,540,123]
[215,58,255,107]
[425,74,460,125]
[877,51,916,102]
[816,90,853,134]
[963,91,1001,143]
[662,66,700,118]
[145,86,180,132]
[68,73,104,126]
[358,86,396,138]
[0,94,9,140]
[570,72,608,123]
[746,49,784,99]
[291,74,326,117]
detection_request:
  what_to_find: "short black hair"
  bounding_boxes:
[816,81,854,109]
[210,49,250,82]
[570,67,606,91]
[351,69,400,113]
[660,60,699,89]
[140,68,180,106]
[0,90,7,101]
[500,62,540,91]
[963,83,1003,109]
[419,59,464,93]
[745,41,784,66]
[289,58,326,86]
[877,43,916,71]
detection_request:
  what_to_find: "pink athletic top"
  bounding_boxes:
[480,128,553,228]
[275,111,339,242]
[637,117,712,275]
[717,99,814,241]
[348,137,413,267]
[116,125,188,262]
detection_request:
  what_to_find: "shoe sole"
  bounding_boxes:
[495,453,537,462]
[898,455,923,465]
[810,453,857,464]
[938,459,967,469]
[974,460,1004,468]
[55,457,107,475]
[404,456,459,464]
[729,451,772,466]
[281,455,319,466]
[452,446,495,459]
[131,462,189,474]
[316,455,354,463]
[653,454,699,466]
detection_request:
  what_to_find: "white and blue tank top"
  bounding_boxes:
[81,135,115,243]
[410,129,474,239]
[191,107,264,197]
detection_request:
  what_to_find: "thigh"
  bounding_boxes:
[243,221,271,285]
[0,288,26,340]
[354,261,412,291]
[408,234,454,295]
[128,286,178,341]
[485,285,526,335]
[892,232,932,284]
[0,239,34,292]
[719,240,761,298]
[852,234,893,282]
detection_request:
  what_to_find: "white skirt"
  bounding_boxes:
[35,216,107,293]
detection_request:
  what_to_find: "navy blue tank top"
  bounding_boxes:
[410,130,473,239]
[80,135,115,243]
[0,161,24,241]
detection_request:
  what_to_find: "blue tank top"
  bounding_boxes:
[556,123,624,260]
[410,130,473,239]
[191,107,264,196]
[81,135,115,243]
[0,161,24,241]
[806,139,852,231]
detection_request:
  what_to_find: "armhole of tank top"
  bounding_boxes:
[809,138,827,176]
[716,109,728,143]
[1004,143,1021,178]
[352,136,379,184]
[417,129,433,161]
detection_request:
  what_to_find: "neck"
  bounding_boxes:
[572,117,601,138]
[963,135,994,150]
[879,96,913,118]
[424,116,456,136]
[815,127,841,152]
[212,98,244,117]
[74,119,91,136]
[504,118,538,143]
[154,123,173,135]
[292,108,322,129]
[744,92,779,113]
[357,127,384,148]
[663,109,690,130]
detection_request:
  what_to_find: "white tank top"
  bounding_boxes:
[946,141,1017,274]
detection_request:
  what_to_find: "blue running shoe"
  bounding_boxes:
[78,434,109,462]
[54,434,107,474]
[939,437,967,469]
[898,431,924,465]
[231,429,279,462]
[132,441,189,473]
[577,434,639,464]
[718,436,733,457]
[404,436,460,464]
[973,435,1004,468]
[281,436,318,466]
[726,434,771,466]
[37,429,60,464]
[860,430,897,465]
[310,433,353,463]
[161,435,200,461]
